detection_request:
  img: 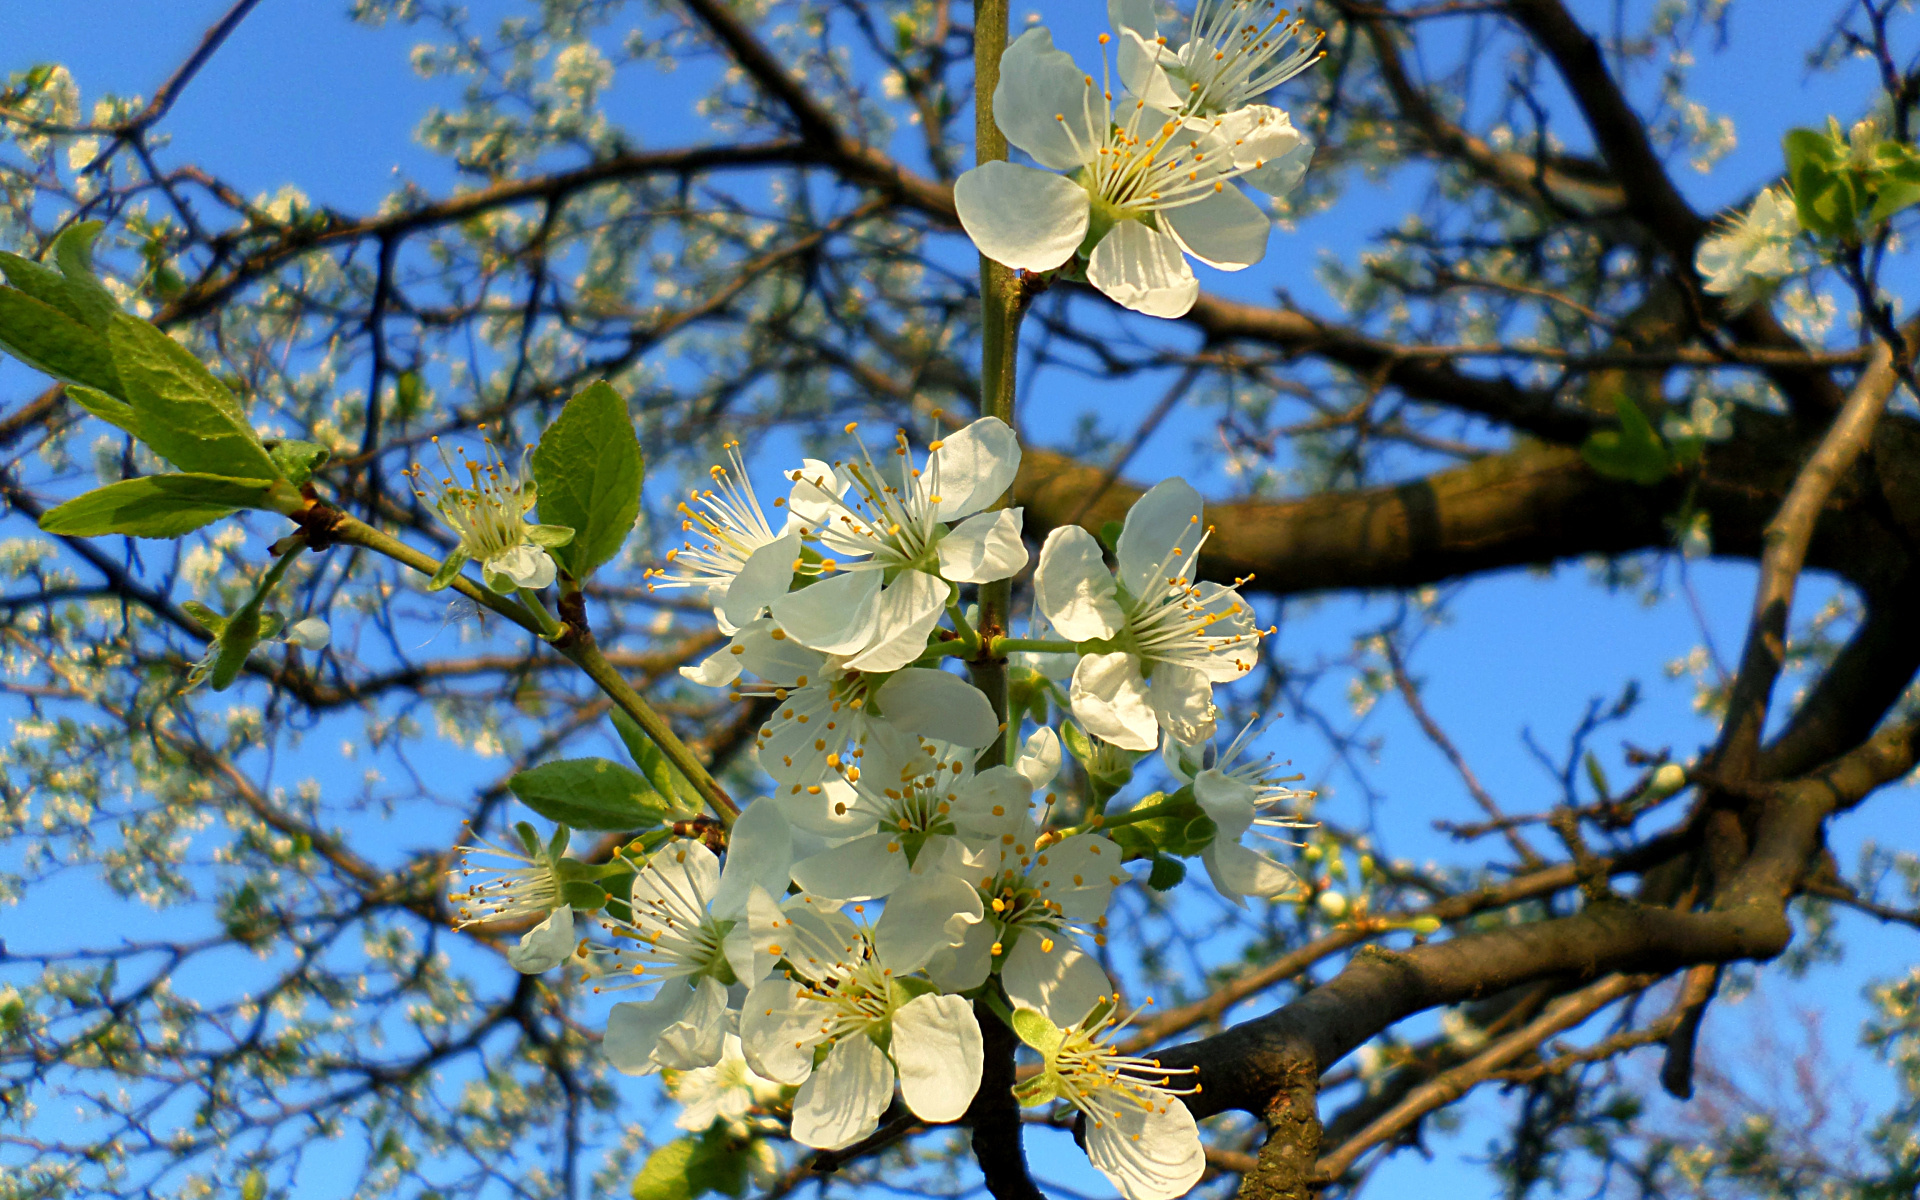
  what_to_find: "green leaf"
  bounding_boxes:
[107,313,280,480]
[612,708,703,817]
[685,1129,752,1200]
[52,222,119,331]
[180,601,226,635]
[426,547,469,591]
[210,606,264,692]
[66,384,143,439]
[1146,854,1187,891]
[1869,176,1920,224]
[38,474,285,538]
[560,879,610,910]
[0,288,122,395]
[1785,127,1851,238]
[1580,395,1670,486]
[531,381,643,580]
[632,1138,700,1200]
[1584,750,1612,801]
[1098,519,1123,554]
[266,439,331,487]
[241,1169,268,1200]
[0,250,91,324]
[507,757,675,830]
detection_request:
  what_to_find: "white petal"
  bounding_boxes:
[993,27,1103,171]
[926,416,1023,522]
[1002,933,1112,1027]
[1193,769,1258,838]
[1028,833,1126,922]
[769,569,882,655]
[1204,840,1299,903]
[680,643,744,687]
[1034,526,1124,642]
[1116,478,1204,599]
[789,833,911,901]
[1086,1096,1206,1200]
[1016,726,1062,790]
[732,617,824,685]
[791,1034,894,1150]
[1146,663,1218,746]
[712,799,793,919]
[604,983,694,1076]
[739,978,827,1084]
[1071,652,1159,752]
[1159,734,1204,784]
[950,764,1035,840]
[937,507,1028,584]
[874,869,984,972]
[1087,219,1198,318]
[1191,580,1260,681]
[654,975,731,1071]
[634,839,721,913]
[777,775,866,838]
[1163,186,1269,271]
[876,667,1001,748]
[892,993,984,1123]
[490,543,557,590]
[507,905,574,974]
[1107,0,1157,38]
[786,458,850,527]
[285,617,330,650]
[955,161,1092,273]
[925,919,997,993]
[722,530,802,629]
[845,569,948,672]
[1116,27,1184,109]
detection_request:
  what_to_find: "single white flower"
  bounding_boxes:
[786,722,1033,902]
[1033,478,1263,750]
[1107,0,1320,196]
[665,1033,788,1134]
[770,418,1025,672]
[681,617,1001,794]
[954,27,1300,317]
[1011,1002,1205,1200]
[446,821,579,974]
[597,812,792,1076]
[740,897,985,1149]
[1161,720,1314,903]
[282,616,331,651]
[406,427,575,593]
[645,439,809,632]
[1695,186,1800,309]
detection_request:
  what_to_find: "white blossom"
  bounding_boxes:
[740,897,984,1149]
[1011,1002,1205,1200]
[1033,478,1263,749]
[406,427,573,593]
[664,1033,787,1134]
[771,418,1025,671]
[446,822,578,974]
[1695,186,1800,309]
[1161,720,1313,903]
[645,439,806,632]
[954,27,1301,317]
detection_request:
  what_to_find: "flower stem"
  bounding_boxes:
[947,596,984,656]
[325,506,740,826]
[968,0,1030,771]
[517,587,565,641]
[989,636,1076,656]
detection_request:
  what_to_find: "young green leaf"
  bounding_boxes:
[507,757,676,830]
[210,606,265,691]
[266,439,332,487]
[107,313,280,481]
[66,384,144,439]
[611,708,703,817]
[1579,394,1671,486]
[631,1138,700,1200]
[51,222,120,331]
[530,381,643,580]
[38,474,288,538]
[0,289,122,396]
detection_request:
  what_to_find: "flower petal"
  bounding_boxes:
[955,161,1092,273]
[1071,652,1159,752]
[733,617,825,686]
[1116,27,1183,110]
[875,869,984,972]
[992,27,1103,171]
[1204,839,1300,904]
[712,798,793,921]
[790,1034,894,1150]
[926,416,1023,522]
[1146,663,1218,746]
[1086,1095,1206,1200]
[936,507,1028,583]
[681,643,745,687]
[1002,933,1112,1027]
[1027,833,1126,922]
[770,569,882,655]
[1163,185,1269,271]
[844,568,948,672]
[1016,725,1062,791]
[950,764,1036,840]
[876,667,1001,748]
[722,530,802,629]
[1116,478,1204,599]
[1194,768,1258,837]
[1034,526,1124,641]
[653,975,731,1071]
[892,992,984,1123]
[925,918,996,993]
[1087,219,1198,318]
[605,984,694,1076]
[789,833,911,901]
[507,905,574,974]
[739,977,827,1084]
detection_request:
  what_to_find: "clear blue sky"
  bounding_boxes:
[2,2,1912,1197]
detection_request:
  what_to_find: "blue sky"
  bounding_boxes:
[3,2,1915,1197]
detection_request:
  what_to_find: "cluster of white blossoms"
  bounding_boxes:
[955,0,1321,317]
[446,411,1319,1200]
[1694,186,1802,309]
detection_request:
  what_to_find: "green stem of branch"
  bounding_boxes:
[989,636,1075,655]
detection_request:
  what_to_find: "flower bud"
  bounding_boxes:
[1648,762,1687,797]
[285,617,331,651]
[1316,890,1348,919]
